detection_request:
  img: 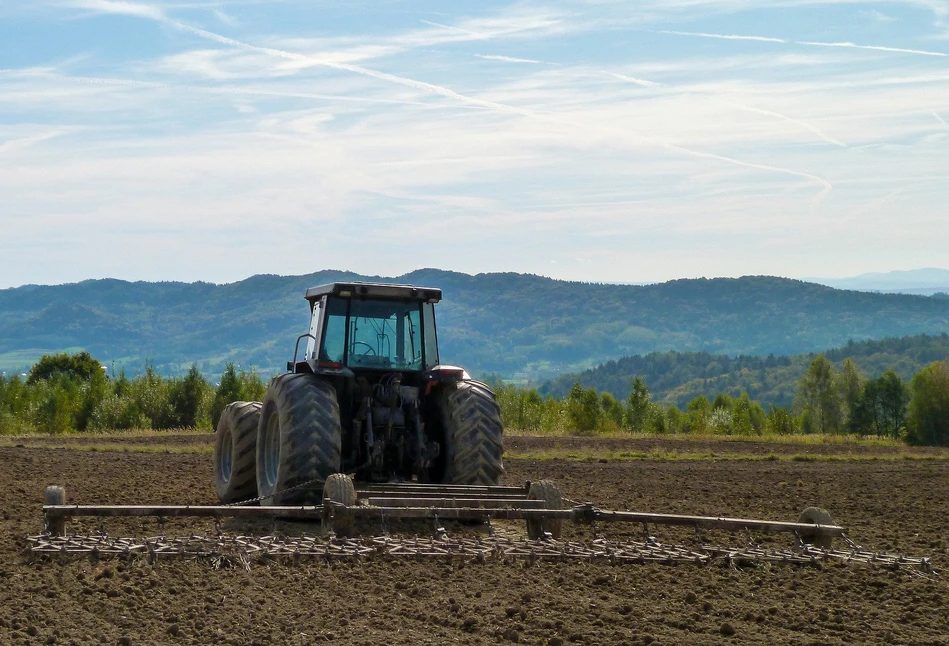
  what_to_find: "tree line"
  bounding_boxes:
[4,350,949,446]
[0,352,264,435]
[494,355,949,445]
[540,333,949,409]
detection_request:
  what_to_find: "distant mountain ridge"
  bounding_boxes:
[809,268,949,295]
[2,269,949,380]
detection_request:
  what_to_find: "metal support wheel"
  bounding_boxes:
[798,506,835,550]
[526,480,563,540]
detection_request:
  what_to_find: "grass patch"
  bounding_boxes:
[505,428,906,447]
[506,449,948,462]
[6,442,941,461]
[0,427,213,440]
[0,441,212,454]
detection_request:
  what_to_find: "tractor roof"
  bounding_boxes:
[304,282,442,304]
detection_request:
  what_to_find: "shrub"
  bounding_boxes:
[169,364,212,428]
[210,363,266,428]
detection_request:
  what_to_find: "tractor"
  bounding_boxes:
[213,282,504,505]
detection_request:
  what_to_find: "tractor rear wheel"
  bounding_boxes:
[214,401,262,503]
[257,374,341,505]
[439,380,504,485]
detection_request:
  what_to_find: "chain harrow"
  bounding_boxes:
[26,532,935,573]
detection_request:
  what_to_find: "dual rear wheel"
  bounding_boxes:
[212,375,505,504]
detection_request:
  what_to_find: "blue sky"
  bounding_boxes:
[1,0,947,288]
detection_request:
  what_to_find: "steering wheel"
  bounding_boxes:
[351,341,376,355]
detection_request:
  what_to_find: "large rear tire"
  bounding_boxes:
[439,380,504,485]
[214,401,262,503]
[256,374,341,505]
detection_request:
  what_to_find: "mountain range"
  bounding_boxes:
[808,268,949,295]
[2,269,949,381]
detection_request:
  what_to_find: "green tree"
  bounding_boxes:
[27,351,103,385]
[0,374,31,434]
[906,360,949,446]
[496,385,549,433]
[75,369,109,431]
[600,391,624,428]
[686,396,712,434]
[30,377,80,434]
[624,377,651,433]
[565,382,602,435]
[130,365,174,429]
[210,363,266,428]
[850,369,909,438]
[765,405,798,435]
[665,405,689,434]
[732,392,756,435]
[796,355,843,434]
[169,364,211,428]
[838,358,864,426]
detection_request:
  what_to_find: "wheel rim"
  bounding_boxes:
[262,411,280,490]
[217,428,233,482]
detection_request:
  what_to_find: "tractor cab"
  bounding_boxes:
[292,282,447,377]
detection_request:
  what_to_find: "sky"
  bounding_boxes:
[1,0,948,289]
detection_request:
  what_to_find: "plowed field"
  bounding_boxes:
[2,435,948,645]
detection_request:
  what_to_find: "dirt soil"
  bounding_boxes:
[3,438,949,645]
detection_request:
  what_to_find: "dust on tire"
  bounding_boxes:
[214,401,262,503]
[257,374,341,505]
[438,380,504,486]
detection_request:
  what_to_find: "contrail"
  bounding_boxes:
[174,23,539,118]
[659,30,786,43]
[934,110,949,127]
[723,101,846,147]
[660,28,947,58]
[0,131,65,155]
[67,74,448,107]
[798,40,947,57]
[610,72,659,87]
[66,0,835,201]
[419,19,485,38]
[660,141,833,205]
[176,22,834,202]
[475,54,542,64]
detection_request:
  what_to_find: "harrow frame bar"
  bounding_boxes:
[42,480,845,539]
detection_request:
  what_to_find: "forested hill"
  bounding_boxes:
[2,270,949,380]
[539,334,949,408]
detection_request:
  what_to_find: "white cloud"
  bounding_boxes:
[67,0,166,20]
